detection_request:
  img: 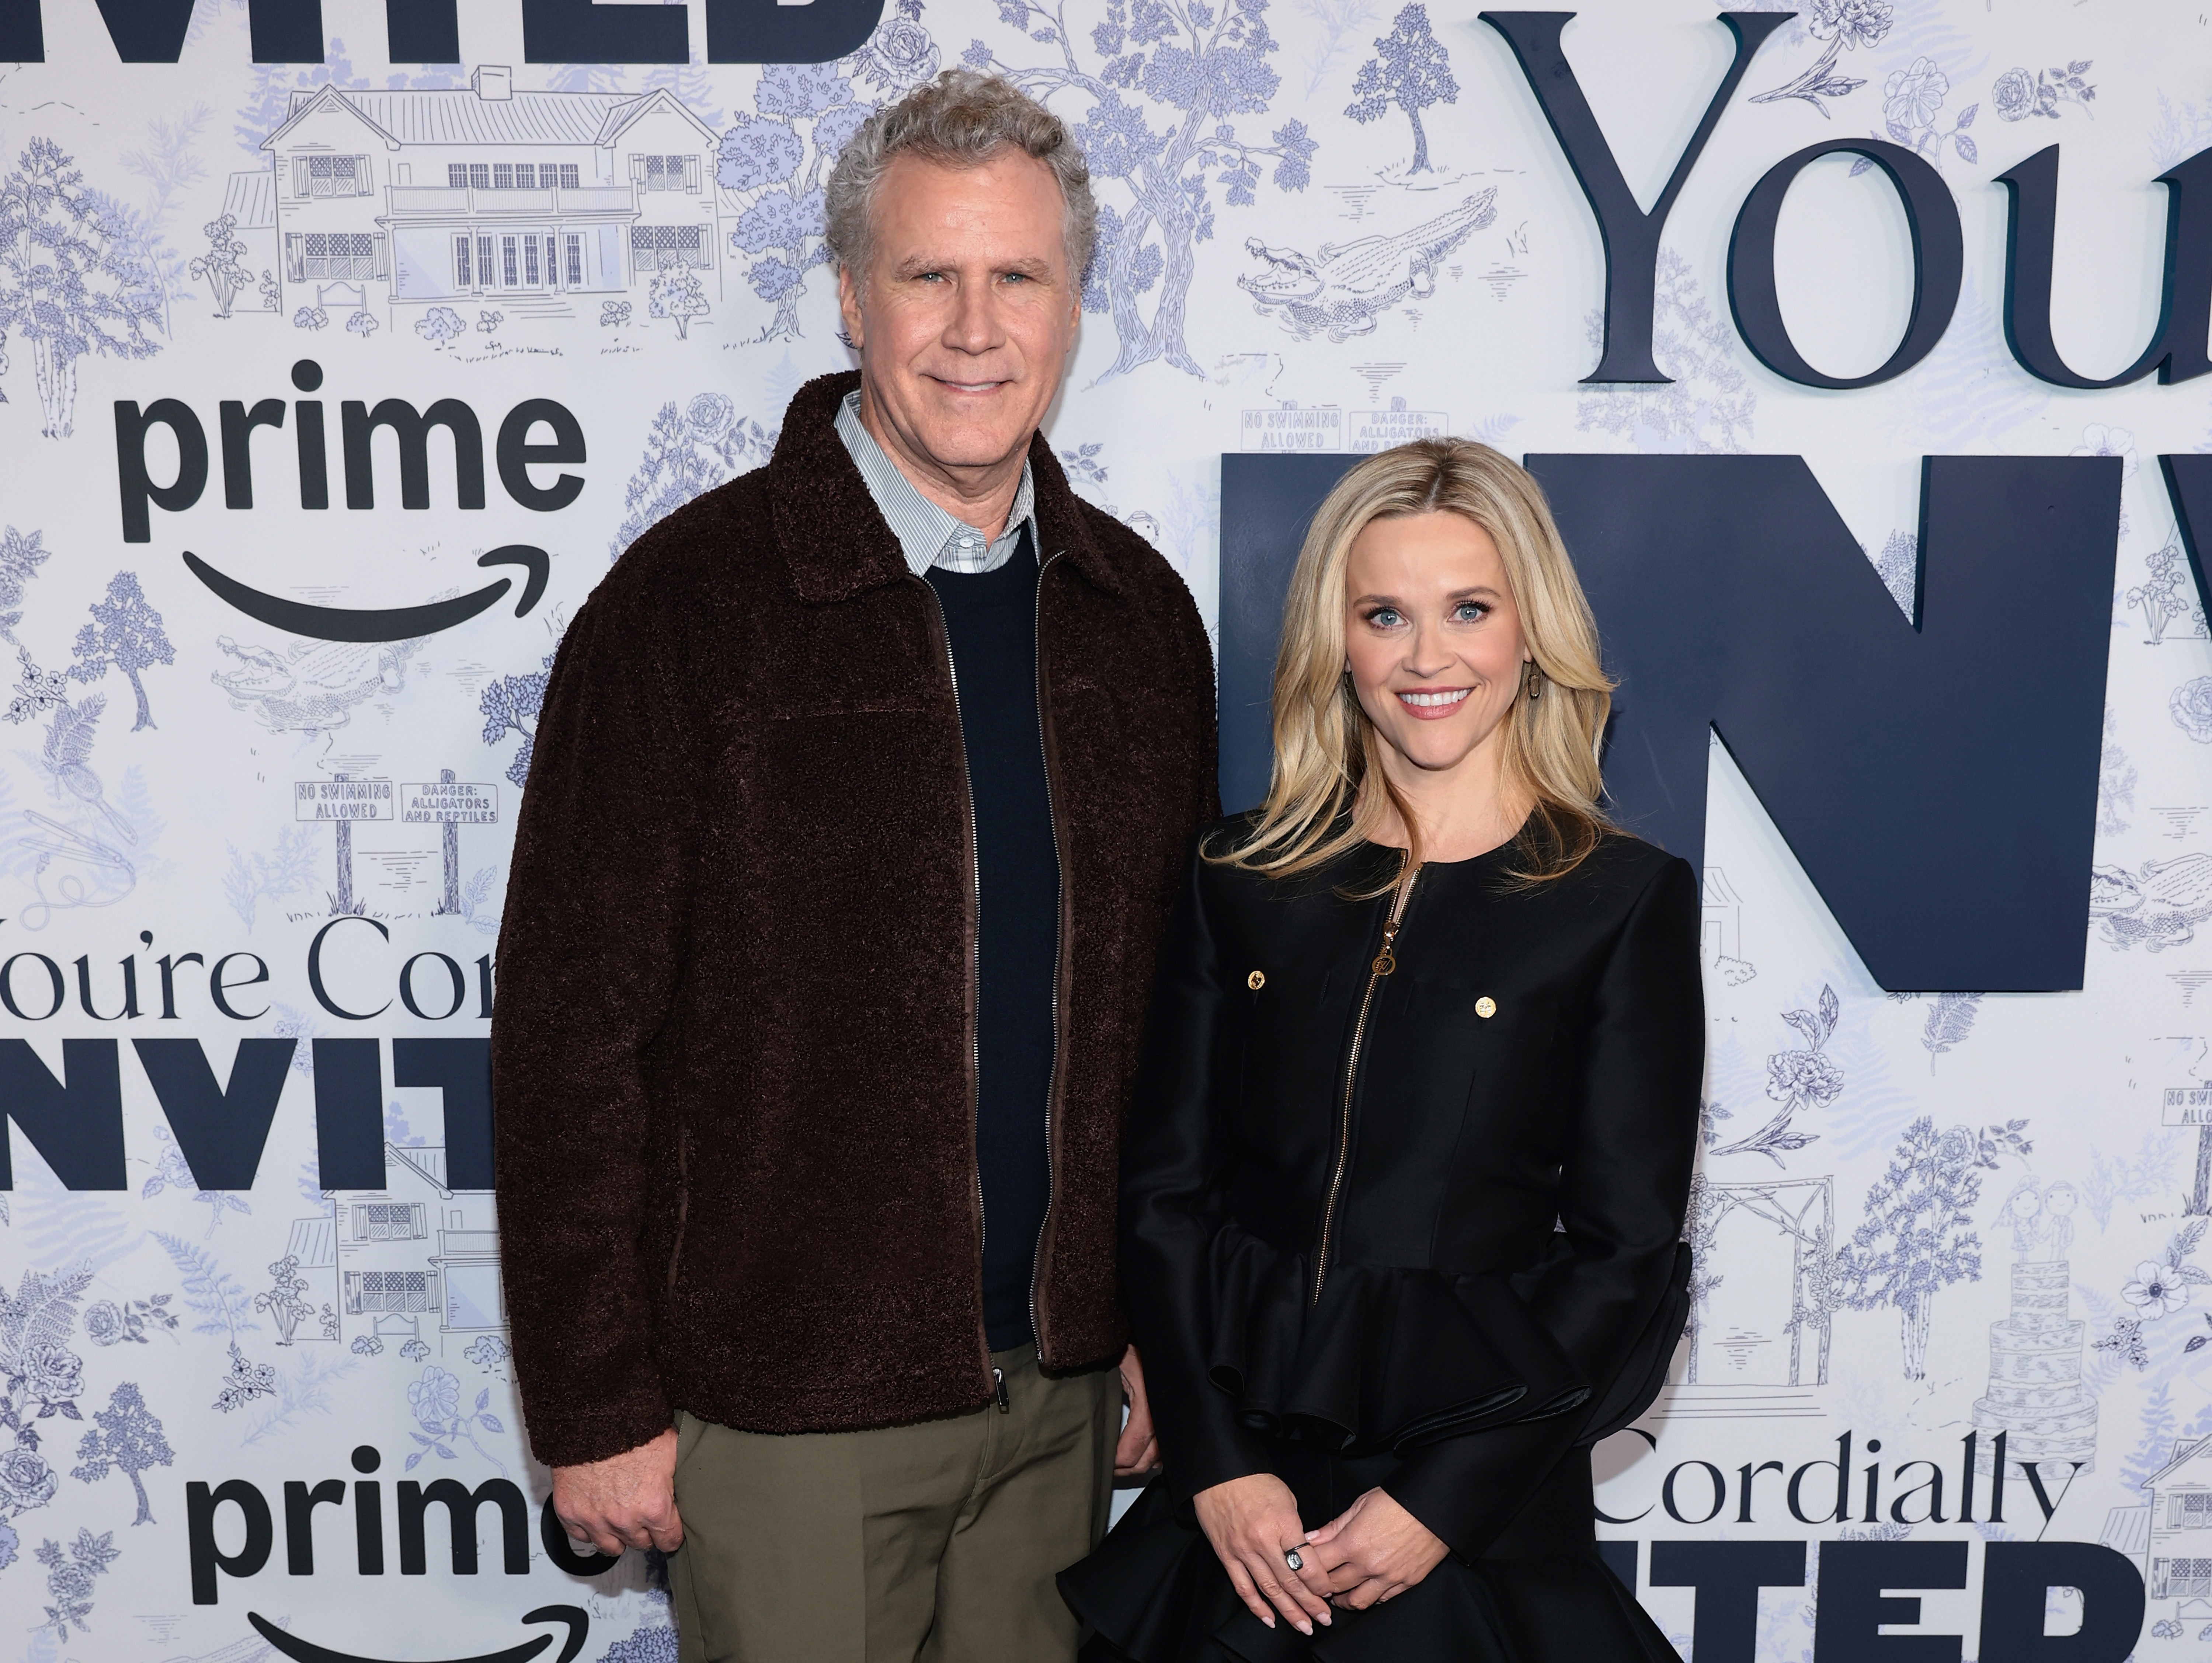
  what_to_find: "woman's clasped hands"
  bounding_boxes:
[1192,1473,1450,1634]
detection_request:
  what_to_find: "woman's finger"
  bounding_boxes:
[1222,1558,1278,1629]
[1281,1541,1338,1610]
[1242,1553,1317,1635]
[1260,1538,1336,1625]
[1334,1573,1394,1611]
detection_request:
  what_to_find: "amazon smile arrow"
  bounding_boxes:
[184,547,550,643]
[247,1607,587,1663]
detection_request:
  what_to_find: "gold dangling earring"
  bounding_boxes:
[1526,662,1542,701]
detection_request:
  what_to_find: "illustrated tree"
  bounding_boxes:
[715,5,939,342]
[481,656,553,789]
[1344,4,1457,175]
[68,572,174,732]
[720,64,870,343]
[1834,1116,2029,1380]
[972,0,1317,380]
[69,1383,173,1527]
[188,215,250,319]
[0,526,51,642]
[0,138,161,437]
[649,265,711,339]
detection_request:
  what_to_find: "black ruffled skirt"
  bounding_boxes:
[1060,1442,1678,1663]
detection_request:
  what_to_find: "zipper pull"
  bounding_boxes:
[992,1367,1011,1413]
[1372,916,1402,977]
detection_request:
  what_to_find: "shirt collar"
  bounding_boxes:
[835,391,1038,578]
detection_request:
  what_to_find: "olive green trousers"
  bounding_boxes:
[668,1346,1119,1663]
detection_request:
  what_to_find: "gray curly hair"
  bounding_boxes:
[825,69,1098,289]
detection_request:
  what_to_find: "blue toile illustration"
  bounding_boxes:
[1343,4,1457,175]
[1237,189,1492,341]
[720,3,942,342]
[970,0,1317,379]
[0,139,163,438]
[1836,1117,2030,1380]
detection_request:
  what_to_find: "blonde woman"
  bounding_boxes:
[1061,440,1701,1659]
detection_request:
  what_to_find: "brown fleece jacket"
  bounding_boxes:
[490,371,1220,1468]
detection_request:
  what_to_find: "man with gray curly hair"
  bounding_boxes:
[497,66,1218,1663]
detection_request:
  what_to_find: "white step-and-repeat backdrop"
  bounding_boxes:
[0,1,2208,1659]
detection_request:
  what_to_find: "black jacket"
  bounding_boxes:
[1120,822,1703,1561]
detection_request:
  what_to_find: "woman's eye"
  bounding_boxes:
[1454,602,1489,622]
[1366,607,1403,628]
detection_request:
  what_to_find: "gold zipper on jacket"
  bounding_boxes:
[1312,867,1420,1304]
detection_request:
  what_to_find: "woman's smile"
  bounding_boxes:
[1396,686,1472,717]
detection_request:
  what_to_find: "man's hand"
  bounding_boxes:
[551,1428,683,1557]
[1114,1344,1160,1478]
[1193,1472,1334,1635]
[1301,1486,1447,1611]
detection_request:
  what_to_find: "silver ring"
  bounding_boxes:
[1283,1548,1304,1572]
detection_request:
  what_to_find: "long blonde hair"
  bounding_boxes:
[1213,437,1615,888]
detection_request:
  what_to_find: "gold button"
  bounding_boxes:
[1248,970,1266,991]
[1475,996,1497,1019]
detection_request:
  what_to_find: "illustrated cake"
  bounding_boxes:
[1971,1182,2096,1477]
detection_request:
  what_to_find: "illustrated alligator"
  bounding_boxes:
[1238,189,1497,343]
[2089,853,2212,950]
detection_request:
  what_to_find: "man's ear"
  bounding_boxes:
[836,262,865,348]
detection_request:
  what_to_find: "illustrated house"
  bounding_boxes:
[331,1143,504,1359]
[2103,1432,2212,1614]
[257,63,721,322]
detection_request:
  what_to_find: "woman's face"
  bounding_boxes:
[1343,510,1530,779]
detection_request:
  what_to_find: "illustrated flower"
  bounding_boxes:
[2070,423,2138,480]
[24,1344,84,1401]
[0,1518,17,1573]
[1935,1126,1975,1169]
[1884,57,1948,131]
[685,394,734,442]
[83,1302,125,1347]
[855,17,940,95]
[1808,0,1894,49]
[46,1562,94,1603]
[2171,676,2212,745]
[1766,1048,1844,1109]
[407,1366,460,1429]
[2123,1259,2190,1317]
[1992,67,2036,121]
[0,1447,59,1511]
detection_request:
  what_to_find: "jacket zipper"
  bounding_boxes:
[1028,548,1068,1364]
[916,575,996,1394]
[1312,867,1421,1304]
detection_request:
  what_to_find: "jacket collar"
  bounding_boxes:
[768,370,1123,605]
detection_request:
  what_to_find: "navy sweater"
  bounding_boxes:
[928,536,1059,1353]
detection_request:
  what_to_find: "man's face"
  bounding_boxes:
[838,150,1081,478]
